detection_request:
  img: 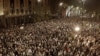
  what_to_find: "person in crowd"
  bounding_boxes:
[0,18,99,56]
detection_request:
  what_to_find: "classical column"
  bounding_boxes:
[20,0,24,14]
[3,0,10,15]
[24,0,29,14]
[29,0,35,14]
[14,0,20,15]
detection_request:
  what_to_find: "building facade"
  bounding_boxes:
[0,0,50,27]
[0,0,50,17]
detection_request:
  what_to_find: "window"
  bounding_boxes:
[20,0,24,13]
[10,0,14,14]
[16,9,19,14]
[28,0,32,13]
[10,0,14,9]
[20,0,24,8]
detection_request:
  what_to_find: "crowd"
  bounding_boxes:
[0,18,100,56]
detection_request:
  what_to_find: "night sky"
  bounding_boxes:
[49,0,100,12]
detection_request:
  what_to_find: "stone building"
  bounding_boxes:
[0,0,50,17]
[0,0,50,27]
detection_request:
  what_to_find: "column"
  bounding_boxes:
[24,0,29,14]
[14,0,20,15]
[3,0,10,15]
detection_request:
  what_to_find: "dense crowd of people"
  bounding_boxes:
[0,18,100,56]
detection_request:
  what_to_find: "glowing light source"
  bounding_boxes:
[0,12,4,15]
[76,7,79,10]
[20,26,24,30]
[37,0,41,2]
[59,2,63,6]
[74,26,80,32]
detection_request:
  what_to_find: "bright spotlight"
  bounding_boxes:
[20,26,24,30]
[74,26,80,32]
[37,0,41,2]
[59,2,63,6]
